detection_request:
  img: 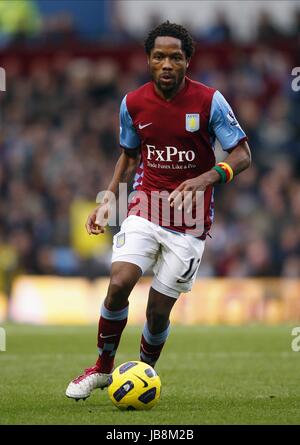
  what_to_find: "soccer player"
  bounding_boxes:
[66,21,251,400]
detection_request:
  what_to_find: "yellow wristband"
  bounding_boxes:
[217,162,234,182]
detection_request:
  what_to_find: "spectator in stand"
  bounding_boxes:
[0,0,41,47]
[256,11,282,43]
[289,7,300,42]
[201,11,232,44]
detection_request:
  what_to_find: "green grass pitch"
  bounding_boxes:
[0,323,300,424]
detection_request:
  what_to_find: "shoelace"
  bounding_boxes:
[73,366,99,384]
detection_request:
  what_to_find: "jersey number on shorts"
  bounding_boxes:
[177,258,200,283]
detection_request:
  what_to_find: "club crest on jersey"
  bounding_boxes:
[116,233,125,248]
[186,114,200,132]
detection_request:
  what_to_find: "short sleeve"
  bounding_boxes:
[209,90,247,151]
[119,95,141,149]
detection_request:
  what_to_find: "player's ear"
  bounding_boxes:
[186,58,191,68]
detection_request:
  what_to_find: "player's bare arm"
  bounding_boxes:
[169,140,251,210]
[86,148,140,235]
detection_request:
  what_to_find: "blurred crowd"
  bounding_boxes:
[0,0,300,47]
[193,46,300,279]
[0,10,300,294]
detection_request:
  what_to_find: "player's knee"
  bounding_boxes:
[105,275,132,309]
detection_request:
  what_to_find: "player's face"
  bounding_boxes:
[149,36,189,98]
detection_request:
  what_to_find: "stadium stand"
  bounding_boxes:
[0,6,299,297]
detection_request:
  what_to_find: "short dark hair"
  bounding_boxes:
[144,21,195,59]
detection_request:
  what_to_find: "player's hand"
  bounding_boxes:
[168,174,211,213]
[85,202,110,235]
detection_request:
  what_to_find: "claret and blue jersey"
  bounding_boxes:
[119,77,247,237]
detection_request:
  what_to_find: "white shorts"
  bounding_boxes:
[111,215,205,299]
